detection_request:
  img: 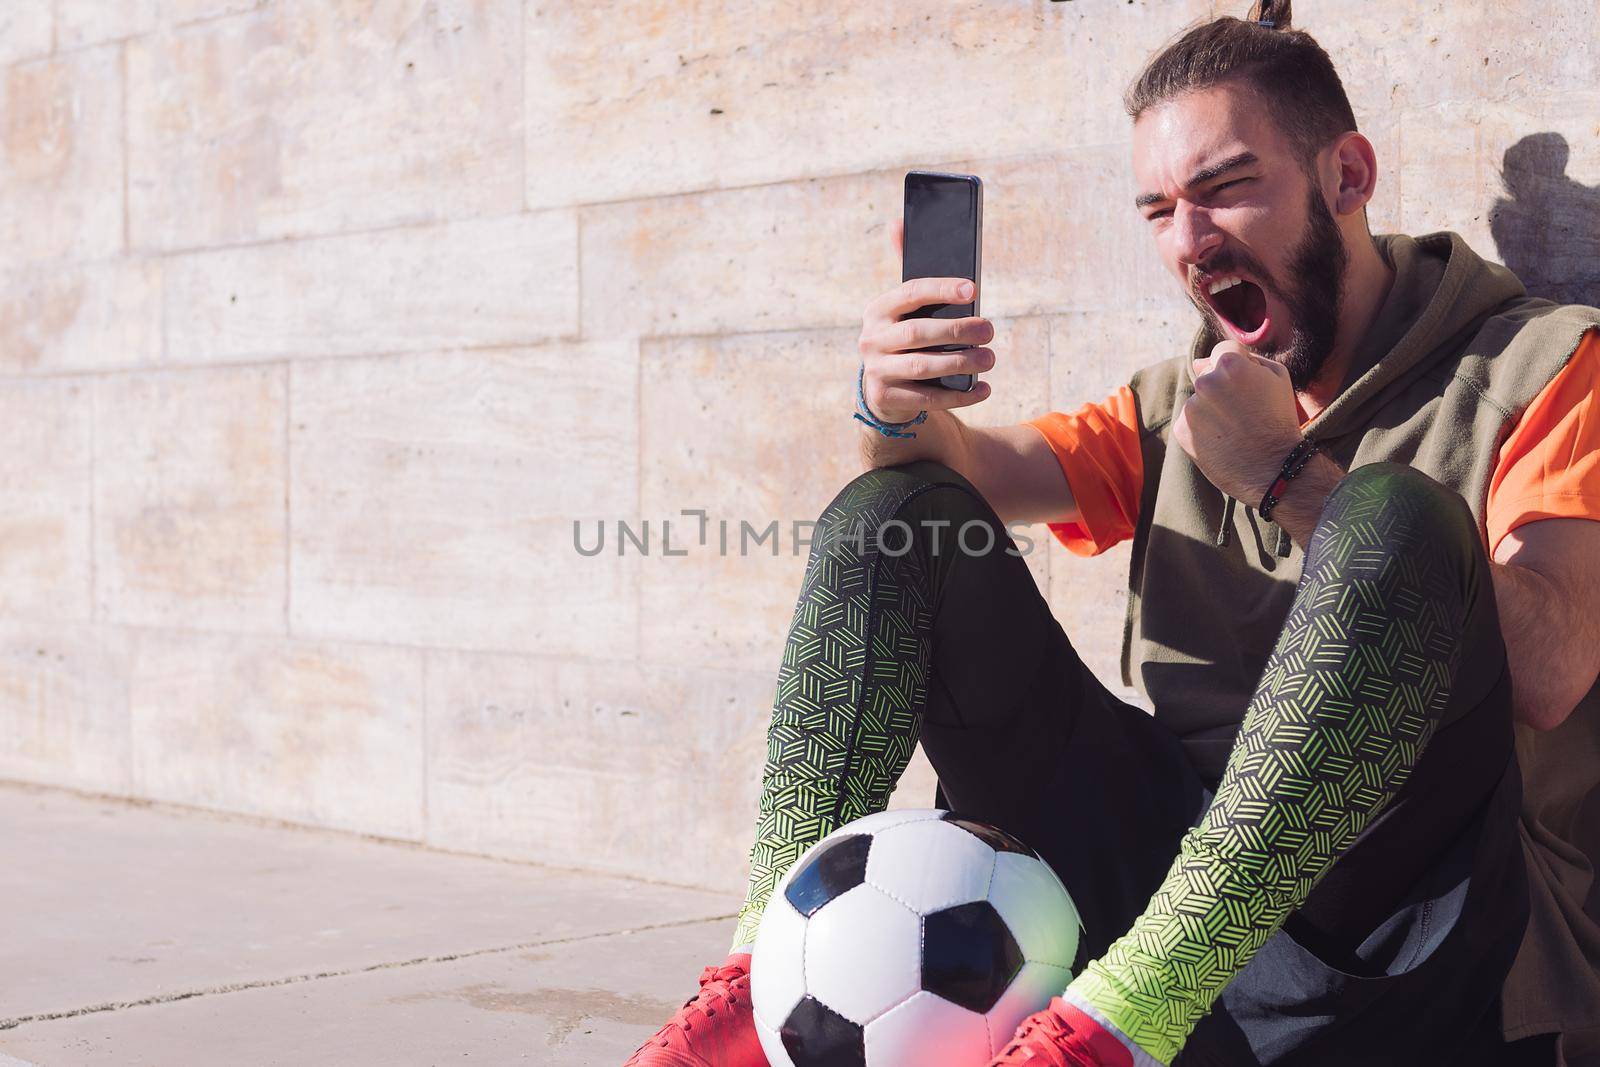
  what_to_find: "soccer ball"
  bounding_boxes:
[750,808,1082,1067]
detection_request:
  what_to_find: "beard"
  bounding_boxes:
[1188,184,1348,391]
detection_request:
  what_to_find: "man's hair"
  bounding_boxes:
[1125,0,1358,166]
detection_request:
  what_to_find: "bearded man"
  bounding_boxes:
[624,2,1600,1064]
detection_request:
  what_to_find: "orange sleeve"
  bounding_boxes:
[1023,385,1144,557]
[1485,328,1600,556]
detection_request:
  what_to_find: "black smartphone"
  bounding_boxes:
[900,170,983,392]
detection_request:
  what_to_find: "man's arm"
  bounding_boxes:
[1489,519,1600,731]
[1178,342,1600,732]
[855,216,1080,528]
[857,412,1080,528]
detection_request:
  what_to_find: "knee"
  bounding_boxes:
[1321,463,1475,540]
[1315,462,1481,567]
[812,461,1009,566]
[846,460,973,496]
[819,461,989,527]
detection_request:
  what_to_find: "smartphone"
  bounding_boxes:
[900,170,983,392]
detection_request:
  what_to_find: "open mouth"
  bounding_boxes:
[1203,274,1270,344]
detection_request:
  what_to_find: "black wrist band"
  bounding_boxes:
[1259,437,1320,522]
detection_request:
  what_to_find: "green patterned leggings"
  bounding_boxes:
[733,460,1519,1064]
[1063,462,1510,1064]
[731,466,942,949]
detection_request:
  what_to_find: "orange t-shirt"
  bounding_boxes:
[1026,328,1600,558]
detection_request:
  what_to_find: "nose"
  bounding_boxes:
[1170,201,1223,269]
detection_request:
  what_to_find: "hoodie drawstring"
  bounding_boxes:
[1214,495,1237,548]
[1215,494,1294,558]
[1274,524,1292,558]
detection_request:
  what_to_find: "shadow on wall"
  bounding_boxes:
[1489,133,1600,308]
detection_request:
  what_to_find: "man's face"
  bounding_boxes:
[1132,82,1347,391]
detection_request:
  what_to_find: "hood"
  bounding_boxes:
[1305,231,1528,441]
[1190,231,1528,556]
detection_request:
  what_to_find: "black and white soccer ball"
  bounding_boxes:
[750,808,1082,1067]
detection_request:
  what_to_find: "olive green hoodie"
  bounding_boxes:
[1122,232,1600,1041]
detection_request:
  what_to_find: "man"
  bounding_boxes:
[624,2,1600,1064]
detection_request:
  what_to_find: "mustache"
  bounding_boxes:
[1188,251,1277,300]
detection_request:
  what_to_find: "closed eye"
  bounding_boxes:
[1143,177,1254,221]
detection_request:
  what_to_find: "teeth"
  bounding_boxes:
[1207,276,1243,296]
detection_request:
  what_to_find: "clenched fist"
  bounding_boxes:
[1173,341,1306,503]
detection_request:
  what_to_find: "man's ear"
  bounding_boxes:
[1328,131,1378,217]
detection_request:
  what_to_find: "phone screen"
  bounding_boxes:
[901,171,981,391]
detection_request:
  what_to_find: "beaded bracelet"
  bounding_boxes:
[852,364,928,439]
[1259,436,1320,522]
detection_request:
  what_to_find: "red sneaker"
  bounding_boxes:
[622,953,767,1067]
[989,997,1136,1067]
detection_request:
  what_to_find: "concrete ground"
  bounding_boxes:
[0,782,737,1065]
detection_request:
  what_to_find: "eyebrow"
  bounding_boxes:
[1135,151,1260,209]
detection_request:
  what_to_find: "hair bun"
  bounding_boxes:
[1246,0,1292,29]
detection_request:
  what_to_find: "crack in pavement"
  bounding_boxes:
[0,912,734,1032]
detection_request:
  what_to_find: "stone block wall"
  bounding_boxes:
[1,0,1595,892]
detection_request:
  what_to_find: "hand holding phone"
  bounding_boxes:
[855,215,995,427]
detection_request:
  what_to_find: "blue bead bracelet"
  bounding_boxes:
[853,364,928,439]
